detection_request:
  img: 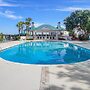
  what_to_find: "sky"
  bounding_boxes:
[0,0,90,34]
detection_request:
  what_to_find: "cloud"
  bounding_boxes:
[0,0,17,7]
[69,0,90,3]
[35,22,44,27]
[56,7,90,11]
[0,10,23,19]
[0,3,17,7]
[45,7,90,12]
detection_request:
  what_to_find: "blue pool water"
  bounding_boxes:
[0,41,90,65]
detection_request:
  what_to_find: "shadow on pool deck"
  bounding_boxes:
[44,85,65,90]
[46,61,90,90]
[57,66,90,85]
[44,85,84,90]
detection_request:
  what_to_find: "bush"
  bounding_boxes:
[69,30,74,36]
[15,36,20,40]
[79,34,89,41]
[0,33,3,41]
[26,38,33,40]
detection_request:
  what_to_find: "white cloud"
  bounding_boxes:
[0,0,17,7]
[61,24,65,29]
[55,7,90,12]
[35,22,43,27]
[0,3,16,7]
[69,0,90,3]
[67,0,85,2]
[0,10,23,19]
[44,7,90,12]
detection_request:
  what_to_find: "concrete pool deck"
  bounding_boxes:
[0,41,90,90]
[0,41,42,90]
[48,41,90,90]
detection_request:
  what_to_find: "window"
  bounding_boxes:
[47,37,49,39]
[37,37,39,39]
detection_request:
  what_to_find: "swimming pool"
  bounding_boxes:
[0,41,90,65]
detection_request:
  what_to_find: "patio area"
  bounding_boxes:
[0,41,90,90]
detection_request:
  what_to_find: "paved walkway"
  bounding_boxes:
[0,41,22,50]
[0,59,41,90]
[48,62,90,90]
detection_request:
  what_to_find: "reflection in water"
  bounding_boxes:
[64,43,69,48]
[60,49,66,62]
[57,49,66,62]
[73,46,78,50]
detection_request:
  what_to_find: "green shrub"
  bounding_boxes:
[26,38,33,40]
[69,30,74,36]
[15,36,20,40]
[79,34,89,41]
[0,33,3,41]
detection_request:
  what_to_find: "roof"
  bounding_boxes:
[35,24,56,30]
[24,24,65,31]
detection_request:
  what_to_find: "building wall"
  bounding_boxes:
[30,30,61,40]
[20,36,26,40]
[21,30,69,40]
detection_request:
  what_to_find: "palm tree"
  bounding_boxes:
[26,17,32,23]
[25,18,32,30]
[16,21,24,37]
[24,18,32,39]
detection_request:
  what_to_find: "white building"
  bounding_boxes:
[21,22,69,40]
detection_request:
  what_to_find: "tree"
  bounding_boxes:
[26,18,32,23]
[16,21,24,37]
[24,18,32,39]
[64,10,90,32]
[25,18,32,30]
[86,15,90,33]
